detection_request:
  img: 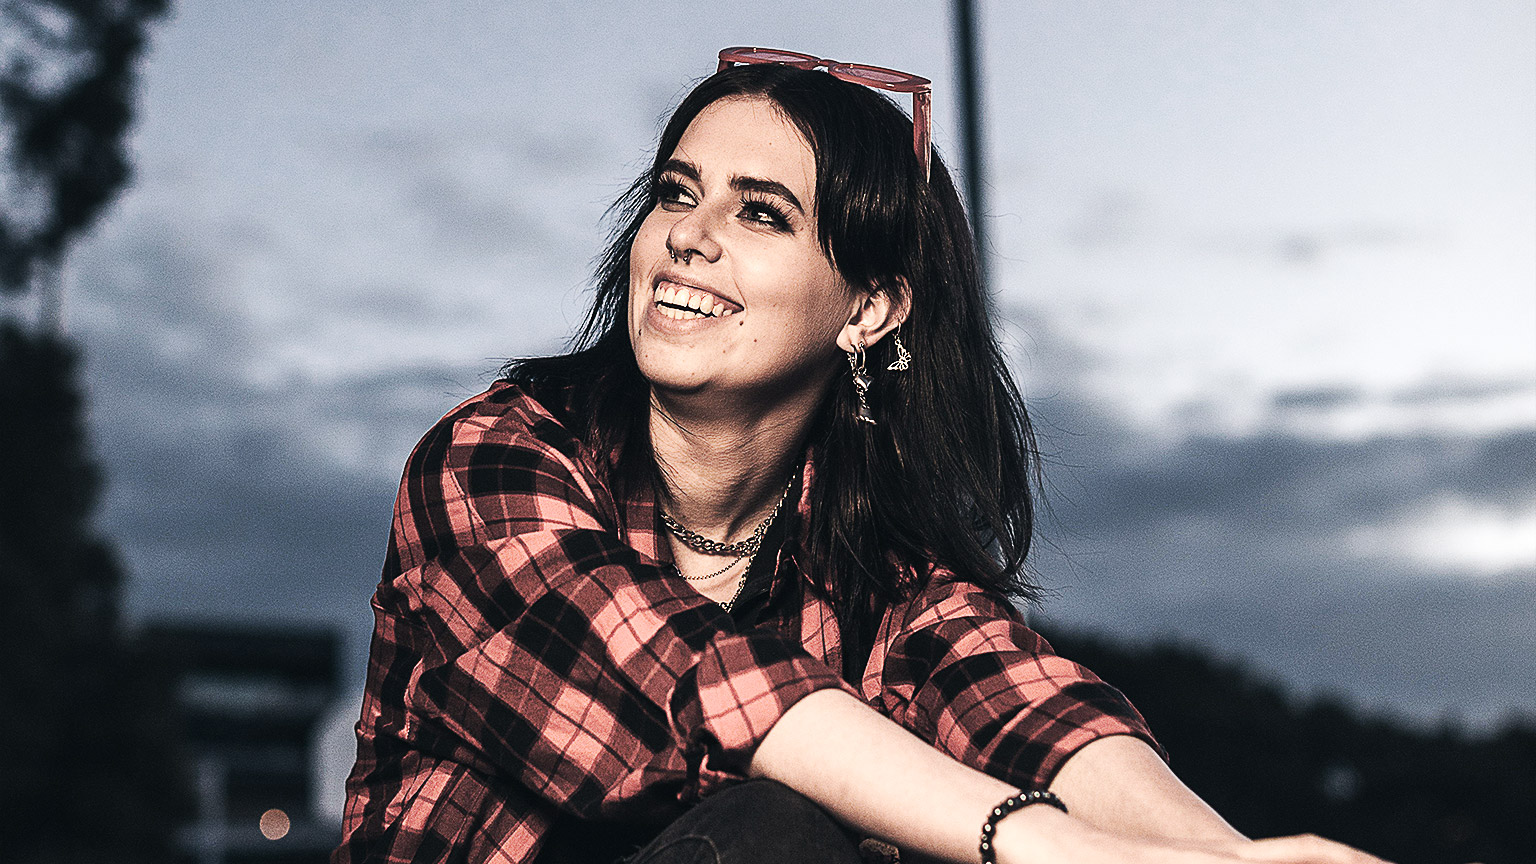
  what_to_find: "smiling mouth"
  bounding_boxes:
[652,281,740,320]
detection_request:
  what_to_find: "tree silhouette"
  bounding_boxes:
[0,323,189,861]
[0,2,183,860]
[1043,626,1536,864]
[1,0,168,327]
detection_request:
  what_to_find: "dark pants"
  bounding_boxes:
[623,779,863,864]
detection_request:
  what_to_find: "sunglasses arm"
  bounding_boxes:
[913,90,932,182]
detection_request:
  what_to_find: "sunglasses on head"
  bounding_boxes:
[716,46,933,182]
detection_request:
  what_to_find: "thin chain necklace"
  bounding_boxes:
[669,547,756,611]
[662,472,795,612]
[689,550,752,583]
[715,551,756,612]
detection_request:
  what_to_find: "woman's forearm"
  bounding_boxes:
[748,688,1390,864]
[747,687,1063,864]
[1048,734,1245,844]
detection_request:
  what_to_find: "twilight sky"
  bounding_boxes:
[27,1,1535,727]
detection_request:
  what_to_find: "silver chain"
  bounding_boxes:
[660,473,795,557]
[719,558,751,613]
[677,550,751,583]
[672,549,757,613]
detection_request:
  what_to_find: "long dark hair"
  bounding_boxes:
[503,63,1042,677]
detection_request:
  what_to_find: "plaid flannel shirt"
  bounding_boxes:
[336,381,1159,863]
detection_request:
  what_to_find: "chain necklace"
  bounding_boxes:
[660,473,796,558]
[685,551,751,583]
[668,548,757,612]
[672,549,756,613]
[662,473,794,612]
[718,555,751,613]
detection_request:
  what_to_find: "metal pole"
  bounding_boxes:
[952,0,989,288]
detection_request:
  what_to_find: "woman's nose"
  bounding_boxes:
[665,204,723,265]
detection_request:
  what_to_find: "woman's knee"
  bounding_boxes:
[711,779,837,832]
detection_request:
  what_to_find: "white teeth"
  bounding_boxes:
[653,280,739,319]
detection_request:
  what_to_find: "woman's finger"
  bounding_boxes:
[1235,833,1394,864]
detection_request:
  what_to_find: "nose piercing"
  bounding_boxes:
[668,247,693,265]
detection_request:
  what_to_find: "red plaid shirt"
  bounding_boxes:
[336,381,1159,863]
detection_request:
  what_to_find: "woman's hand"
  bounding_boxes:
[1035,738,1399,864]
[993,808,1391,864]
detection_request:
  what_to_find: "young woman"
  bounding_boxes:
[336,50,1390,864]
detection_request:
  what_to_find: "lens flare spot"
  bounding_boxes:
[259,808,291,841]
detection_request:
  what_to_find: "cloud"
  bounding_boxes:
[1060,188,1143,250]
[1346,498,1536,576]
[1183,220,1439,267]
[350,122,624,262]
[1263,379,1536,439]
[1009,306,1535,725]
[1269,385,1365,412]
[1026,377,1535,726]
[69,210,499,680]
[1390,376,1536,407]
[1036,574,1536,728]
[1030,397,1536,596]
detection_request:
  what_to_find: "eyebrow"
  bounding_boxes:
[660,158,806,215]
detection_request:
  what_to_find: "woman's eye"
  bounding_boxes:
[741,199,791,231]
[654,179,695,210]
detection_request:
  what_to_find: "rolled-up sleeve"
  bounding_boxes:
[862,574,1164,789]
[379,387,850,819]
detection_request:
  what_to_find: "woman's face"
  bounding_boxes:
[628,96,861,405]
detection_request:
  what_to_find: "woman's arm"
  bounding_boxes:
[750,688,1390,864]
[1048,733,1241,843]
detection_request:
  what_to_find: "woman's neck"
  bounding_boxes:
[648,385,822,543]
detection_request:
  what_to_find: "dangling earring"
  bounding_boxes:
[887,325,912,372]
[847,340,876,425]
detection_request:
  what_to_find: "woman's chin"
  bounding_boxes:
[634,355,717,396]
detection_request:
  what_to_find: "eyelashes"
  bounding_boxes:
[653,177,693,207]
[652,175,794,233]
[738,193,791,231]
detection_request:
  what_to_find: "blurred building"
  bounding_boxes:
[139,623,343,864]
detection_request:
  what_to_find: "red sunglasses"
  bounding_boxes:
[716,46,933,181]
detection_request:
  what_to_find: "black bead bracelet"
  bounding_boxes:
[978,789,1068,864]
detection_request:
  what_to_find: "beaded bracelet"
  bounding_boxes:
[978,789,1068,864]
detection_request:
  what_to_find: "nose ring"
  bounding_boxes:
[668,247,693,265]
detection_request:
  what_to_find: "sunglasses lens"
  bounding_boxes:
[841,65,907,85]
[830,63,931,92]
[733,48,819,65]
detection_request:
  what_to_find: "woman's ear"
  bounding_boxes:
[836,278,911,353]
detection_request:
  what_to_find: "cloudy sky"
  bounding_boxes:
[31,1,1536,728]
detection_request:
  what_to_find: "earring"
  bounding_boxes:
[847,340,876,425]
[668,247,692,264]
[887,325,912,372]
